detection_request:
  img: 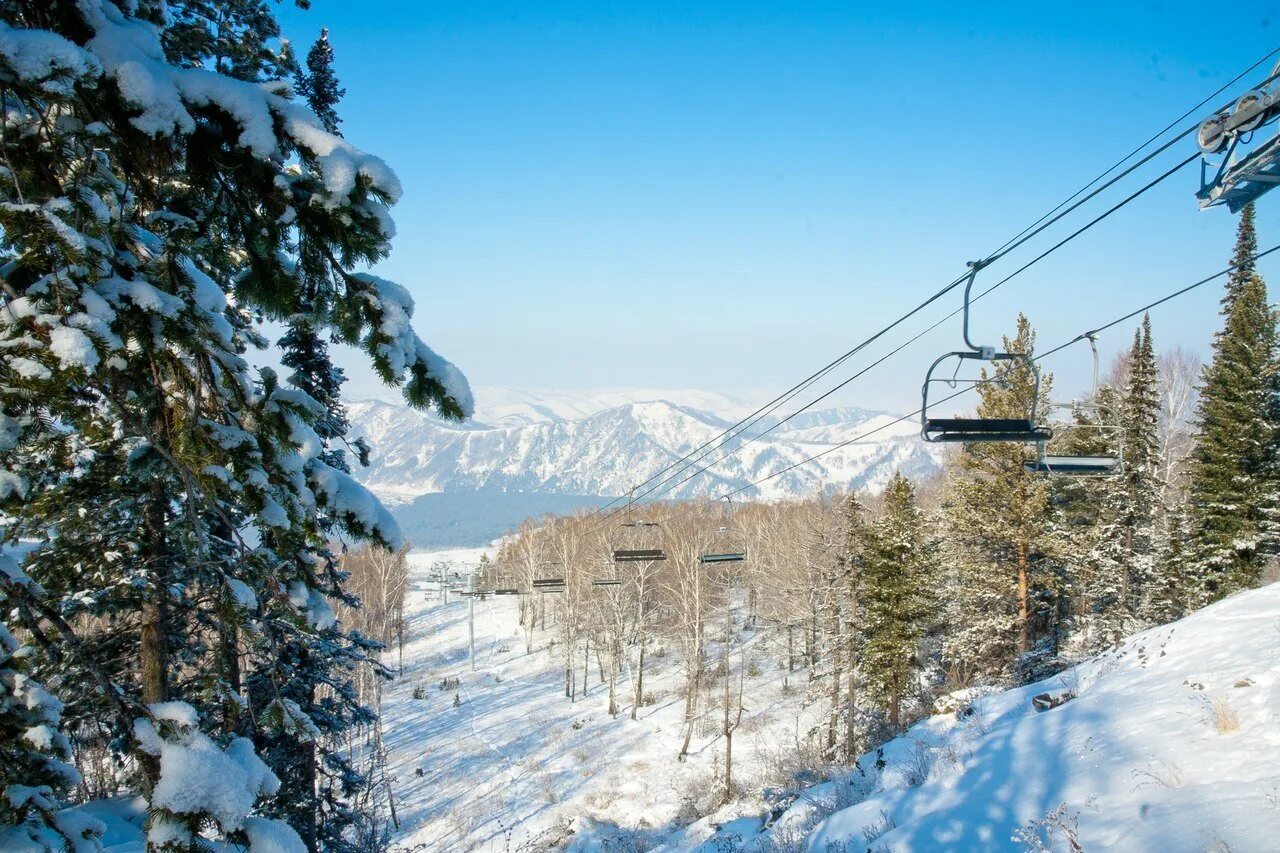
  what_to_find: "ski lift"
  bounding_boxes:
[611,520,667,562]
[1024,335,1122,476]
[534,560,565,591]
[698,498,748,564]
[493,587,521,596]
[921,261,1052,444]
[1197,61,1280,211]
[591,578,621,587]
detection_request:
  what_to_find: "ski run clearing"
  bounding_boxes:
[373,549,1280,852]
[73,547,1280,851]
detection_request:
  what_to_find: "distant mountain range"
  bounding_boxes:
[347,387,940,507]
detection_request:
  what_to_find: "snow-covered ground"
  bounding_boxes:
[664,580,1280,852]
[384,549,827,851]
[69,554,1280,852]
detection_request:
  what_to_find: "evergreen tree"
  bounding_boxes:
[0,3,470,850]
[861,473,931,730]
[297,29,345,135]
[0,555,104,852]
[1087,316,1162,644]
[1186,206,1280,602]
[943,315,1058,682]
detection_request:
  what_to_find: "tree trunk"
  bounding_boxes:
[678,662,700,761]
[787,623,795,674]
[1017,538,1031,655]
[140,494,170,709]
[890,680,901,731]
[844,631,858,761]
[721,603,733,804]
[632,640,645,720]
[607,643,618,717]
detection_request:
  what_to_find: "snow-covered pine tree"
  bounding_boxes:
[1086,317,1162,645]
[860,472,931,731]
[260,26,387,851]
[837,492,869,760]
[942,315,1059,682]
[0,554,104,852]
[1186,205,1280,602]
[0,3,470,850]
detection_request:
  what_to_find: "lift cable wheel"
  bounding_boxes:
[1024,334,1123,476]
[1197,60,1280,211]
[921,261,1052,444]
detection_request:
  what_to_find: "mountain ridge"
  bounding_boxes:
[346,388,940,506]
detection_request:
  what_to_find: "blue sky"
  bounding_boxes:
[275,1,1280,413]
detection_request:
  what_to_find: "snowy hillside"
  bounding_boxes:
[347,389,938,504]
[668,581,1280,852]
[382,552,1280,852]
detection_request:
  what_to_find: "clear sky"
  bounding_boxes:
[274,0,1280,414]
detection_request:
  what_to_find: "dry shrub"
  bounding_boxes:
[1196,693,1241,734]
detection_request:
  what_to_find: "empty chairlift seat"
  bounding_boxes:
[698,521,748,565]
[1023,454,1120,476]
[611,520,667,562]
[922,416,1052,444]
[919,261,1052,446]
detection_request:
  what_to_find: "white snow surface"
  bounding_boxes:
[381,548,831,851]
[379,552,1280,851]
[663,581,1280,852]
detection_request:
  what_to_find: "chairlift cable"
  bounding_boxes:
[580,51,1274,529]
[658,241,1280,520]
[602,153,1198,517]
[990,46,1280,257]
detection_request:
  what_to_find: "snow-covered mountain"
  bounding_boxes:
[346,387,939,505]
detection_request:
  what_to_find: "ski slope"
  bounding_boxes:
[70,555,1280,852]
[665,580,1280,852]
[384,549,828,851]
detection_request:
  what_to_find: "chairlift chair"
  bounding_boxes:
[921,261,1052,444]
[1196,60,1280,211]
[533,560,565,591]
[1023,335,1123,477]
[698,498,749,564]
[532,573,568,589]
[611,520,668,562]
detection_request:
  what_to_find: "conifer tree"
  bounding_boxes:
[297,29,345,135]
[861,473,931,730]
[0,555,104,852]
[943,315,1057,682]
[1186,205,1280,601]
[0,3,470,850]
[837,492,870,760]
[1087,316,1162,644]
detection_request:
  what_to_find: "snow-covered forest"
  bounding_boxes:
[2,2,1280,853]
[0,2,469,850]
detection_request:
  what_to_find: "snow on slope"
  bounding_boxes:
[384,549,830,851]
[347,393,938,504]
[472,386,756,428]
[666,581,1280,852]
